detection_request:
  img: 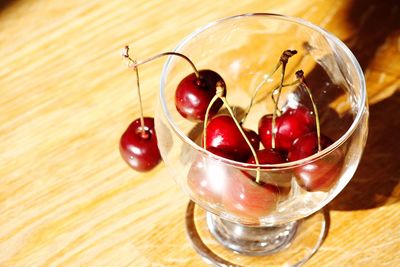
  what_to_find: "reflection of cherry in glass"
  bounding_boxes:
[223,173,280,219]
[295,147,344,192]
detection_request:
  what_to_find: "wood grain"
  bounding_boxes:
[1,0,399,266]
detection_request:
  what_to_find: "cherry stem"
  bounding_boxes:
[221,97,261,183]
[296,70,321,151]
[241,50,296,125]
[126,49,200,80]
[270,50,297,149]
[271,64,287,149]
[271,80,300,115]
[202,88,223,149]
[240,60,282,124]
[202,83,261,183]
[122,46,146,137]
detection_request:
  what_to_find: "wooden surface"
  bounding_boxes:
[1,0,399,266]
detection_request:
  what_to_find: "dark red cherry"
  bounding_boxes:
[119,117,161,172]
[246,129,261,153]
[244,149,288,185]
[289,133,343,192]
[175,69,225,121]
[288,132,333,162]
[294,149,343,192]
[258,106,315,152]
[246,149,286,165]
[207,147,236,160]
[205,114,259,161]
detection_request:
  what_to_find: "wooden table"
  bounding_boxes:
[1,0,399,266]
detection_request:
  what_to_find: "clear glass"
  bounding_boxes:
[155,13,368,266]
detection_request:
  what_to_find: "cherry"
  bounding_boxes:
[223,172,280,219]
[244,149,292,187]
[120,117,161,172]
[294,149,343,192]
[207,147,236,161]
[122,49,225,122]
[119,46,162,172]
[188,150,282,214]
[246,149,286,165]
[205,114,259,161]
[175,70,226,121]
[287,132,333,162]
[258,106,315,152]
[246,129,261,154]
[286,132,342,192]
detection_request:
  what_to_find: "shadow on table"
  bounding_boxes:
[329,92,400,210]
[0,0,16,12]
[328,0,400,211]
[342,0,400,71]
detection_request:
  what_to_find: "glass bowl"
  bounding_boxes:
[155,13,368,266]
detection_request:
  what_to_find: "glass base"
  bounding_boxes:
[185,201,328,267]
[207,213,298,256]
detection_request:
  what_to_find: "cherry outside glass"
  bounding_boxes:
[155,13,368,266]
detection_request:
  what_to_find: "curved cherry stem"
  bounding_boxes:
[203,92,221,149]
[271,50,297,149]
[296,70,321,151]
[271,64,287,149]
[122,46,147,137]
[271,80,300,115]
[126,49,200,80]
[240,60,282,124]
[203,83,261,183]
[241,80,299,123]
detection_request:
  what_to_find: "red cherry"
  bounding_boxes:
[175,69,225,121]
[207,147,236,161]
[224,172,280,219]
[288,132,333,162]
[244,149,291,187]
[294,149,343,192]
[288,133,342,191]
[246,149,286,165]
[258,106,315,152]
[205,114,259,161]
[119,117,161,172]
[188,148,281,219]
[246,129,261,153]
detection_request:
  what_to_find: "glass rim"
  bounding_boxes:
[159,12,367,170]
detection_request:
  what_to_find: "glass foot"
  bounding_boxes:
[185,201,329,267]
[207,212,298,256]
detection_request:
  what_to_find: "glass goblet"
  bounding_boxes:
[155,13,368,266]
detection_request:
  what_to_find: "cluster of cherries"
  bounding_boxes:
[119,46,342,219]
